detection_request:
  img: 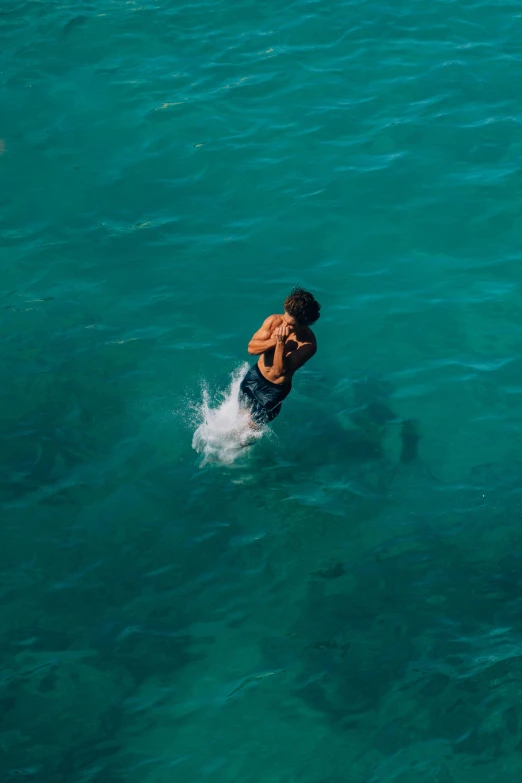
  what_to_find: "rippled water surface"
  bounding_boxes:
[3,1,522,781]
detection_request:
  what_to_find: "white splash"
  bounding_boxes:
[191,363,266,466]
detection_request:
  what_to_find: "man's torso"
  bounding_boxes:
[257,314,315,385]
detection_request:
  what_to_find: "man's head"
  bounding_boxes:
[283,287,321,328]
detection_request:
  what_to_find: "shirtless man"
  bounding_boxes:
[239,287,320,425]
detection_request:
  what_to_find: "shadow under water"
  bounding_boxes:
[257,455,522,780]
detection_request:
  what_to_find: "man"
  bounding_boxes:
[239,287,320,425]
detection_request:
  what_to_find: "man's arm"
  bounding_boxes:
[247,316,279,355]
[286,341,317,372]
[271,325,289,379]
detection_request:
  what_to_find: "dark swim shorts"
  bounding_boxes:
[239,363,291,425]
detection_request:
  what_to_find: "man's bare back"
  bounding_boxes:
[239,288,320,426]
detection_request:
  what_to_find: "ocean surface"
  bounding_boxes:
[2,0,522,781]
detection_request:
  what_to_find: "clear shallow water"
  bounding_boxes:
[3,0,522,780]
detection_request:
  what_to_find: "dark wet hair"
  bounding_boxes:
[284,287,321,325]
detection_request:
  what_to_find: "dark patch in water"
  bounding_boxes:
[63,15,88,37]
[312,563,346,580]
[400,419,420,463]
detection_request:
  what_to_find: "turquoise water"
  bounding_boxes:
[3,0,522,780]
